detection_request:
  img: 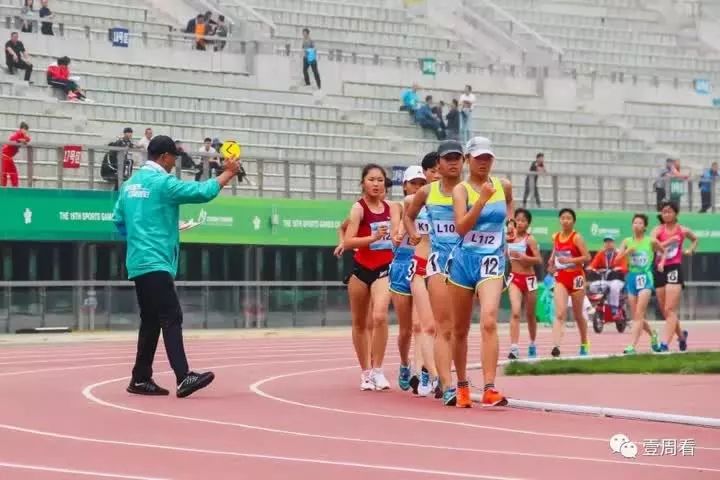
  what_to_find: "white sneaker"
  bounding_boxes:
[418,373,436,397]
[360,371,374,391]
[371,369,391,391]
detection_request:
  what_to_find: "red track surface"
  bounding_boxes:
[1,325,719,480]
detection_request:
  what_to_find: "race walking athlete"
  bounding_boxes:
[547,208,591,357]
[447,136,512,408]
[405,140,464,405]
[506,208,541,359]
[343,164,397,390]
[652,201,698,352]
[617,214,662,354]
[405,152,441,396]
[389,165,427,391]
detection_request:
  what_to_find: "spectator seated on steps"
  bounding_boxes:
[101,127,136,189]
[47,56,88,101]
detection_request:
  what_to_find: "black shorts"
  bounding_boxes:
[345,261,390,287]
[654,265,684,288]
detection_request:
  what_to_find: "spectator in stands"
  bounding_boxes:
[174,140,202,180]
[400,83,420,119]
[654,158,686,211]
[194,16,207,51]
[459,85,476,144]
[302,28,321,89]
[699,161,718,213]
[138,128,153,150]
[101,127,136,190]
[47,56,86,101]
[186,14,202,34]
[523,152,546,207]
[214,15,228,52]
[415,95,445,140]
[39,0,54,35]
[20,0,34,33]
[432,100,446,131]
[1,121,30,187]
[198,137,222,177]
[5,32,33,83]
[446,99,460,140]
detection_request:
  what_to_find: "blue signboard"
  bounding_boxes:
[110,27,129,47]
[392,166,405,186]
[694,78,710,95]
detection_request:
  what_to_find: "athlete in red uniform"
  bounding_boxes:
[1,122,30,187]
[547,208,591,357]
[343,164,397,391]
[506,209,541,359]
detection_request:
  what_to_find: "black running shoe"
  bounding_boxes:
[551,346,561,358]
[177,371,215,398]
[409,375,420,395]
[127,379,169,396]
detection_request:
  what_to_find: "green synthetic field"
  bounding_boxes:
[504,352,720,375]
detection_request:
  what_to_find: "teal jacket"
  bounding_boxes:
[112,162,221,280]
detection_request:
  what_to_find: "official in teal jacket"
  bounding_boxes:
[113,135,239,398]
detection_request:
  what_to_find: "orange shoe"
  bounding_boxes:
[482,388,508,407]
[456,385,472,408]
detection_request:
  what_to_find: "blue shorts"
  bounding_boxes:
[427,248,452,278]
[389,258,413,296]
[626,271,654,296]
[447,248,506,291]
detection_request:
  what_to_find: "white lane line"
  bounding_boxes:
[77,364,719,469]
[0,426,525,480]
[248,364,720,452]
[0,462,168,480]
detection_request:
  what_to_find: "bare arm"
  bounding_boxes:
[518,236,542,266]
[571,233,592,266]
[684,227,699,255]
[390,201,403,246]
[615,239,631,259]
[453,182,496,237]
[404,185,429,245]
[501,178,514,220]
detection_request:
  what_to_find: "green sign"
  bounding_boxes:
[3,189,720,252]
[420,57,436,76]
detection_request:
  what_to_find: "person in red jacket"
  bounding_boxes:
[47,56,86,100]
[1,122,30,187]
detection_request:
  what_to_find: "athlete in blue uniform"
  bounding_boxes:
[404,140,465,405]
[447,137,513,408]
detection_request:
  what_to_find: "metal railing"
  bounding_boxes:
[4,142,717,212]
[0,280,716,333]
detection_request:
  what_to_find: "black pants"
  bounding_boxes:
[523,177,541,207]
[303,58,321,88]
[700,190,712,213]
[131,271,189,384]
[7,58,33,81]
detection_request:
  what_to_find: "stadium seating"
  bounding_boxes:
[0,0,717,213]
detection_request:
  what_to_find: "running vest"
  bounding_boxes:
[508,233,533,257]
[656,224,685,267]
[626,236,653,274]
[354,198,393,269]
[426,181,459,251]
[459,178,507,256]
[394,207,429,262]
[553,231,582,272]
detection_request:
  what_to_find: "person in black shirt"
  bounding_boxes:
[445,99,460,140]
[523,152,546,207]
[5,32,33,82]
[39,0,54,36]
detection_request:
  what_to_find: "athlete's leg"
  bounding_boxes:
[391,292,413,367]
[570,290,590,347]
[525,289,538,344]
[370,276,391,369]
[428,275,453,390]
[348,276,371,371]
[411,305,423,373]
[626,294,641,349]
[655,286,667,320]
[477,278,505,392]
[448,282,474,384]
[663,283,682,346]
[411,276,438,377]
[552,282,570,351]
[508,283,523,350]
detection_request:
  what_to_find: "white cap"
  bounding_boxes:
[403,165,426,183]
[466,136,495,158]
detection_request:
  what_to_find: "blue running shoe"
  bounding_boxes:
[579,344,589,356]
[398,365,411,391]
[659,343,669,353]
[528,344,537,359]
[443,387,457,406]
[679,330,688,352]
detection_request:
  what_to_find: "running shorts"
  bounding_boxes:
[447,248,506,291]
[626,271,654,296]
[508,272,539,294]
[653,265,683,289]
[348,261,390,287]
[389,258,412,296]
[426,249,451,278]
[554,270,585,293]
[411,255,428,279]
